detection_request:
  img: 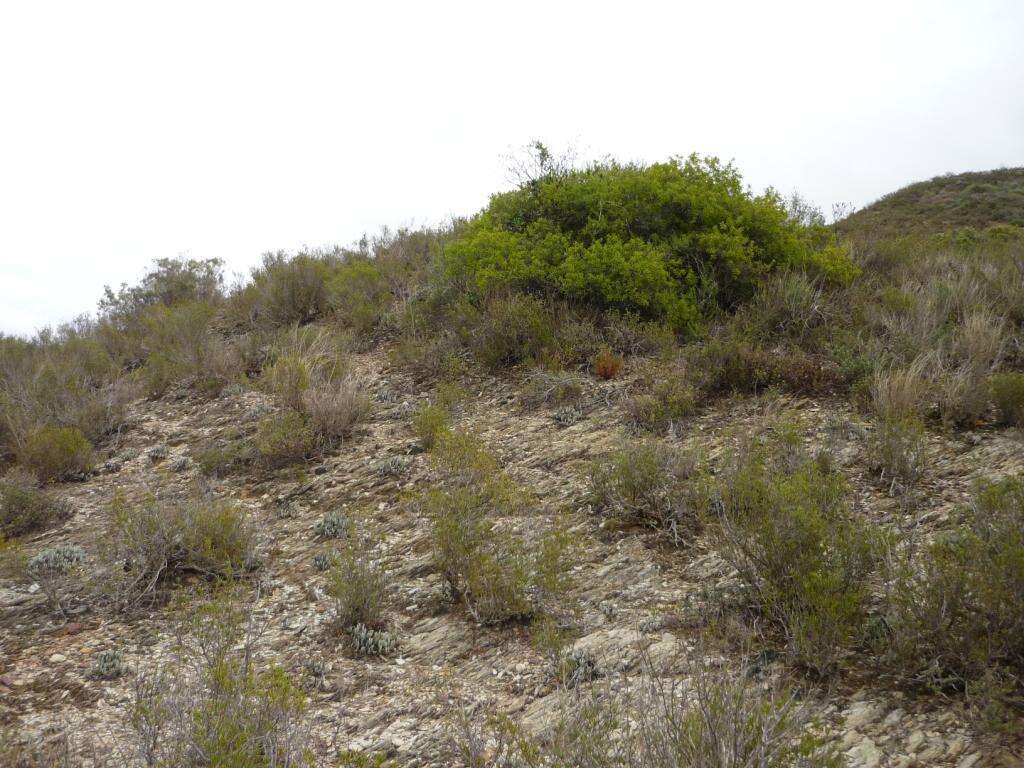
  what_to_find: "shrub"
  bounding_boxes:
[869,415,926,491]
[886,475,1024,687]
[869,360,930,421]
[0,467,70,536]
[254,411,315,469]
[424,486,570,624]
[195,439,255,477]
[623,376,698,434]
[262,353,310,411]
[696,336,839,397]
[990,371,1024,426]
[445,151,850,330]
[100,257,223,320]
[589,442,699,542]
[248,252,331,327]
[457,654,839,768]
[412,403,450,449]
[129,590,310,767]
[521,368,587,408]
[710,424,883,674]
[301,379,372,446]
[465,293,555,370]
[18,425,94,482]
[326,543,388,631]
[100,491,257,611]
[592,347,623,380]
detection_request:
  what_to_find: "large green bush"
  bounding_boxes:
[444,152,848,332]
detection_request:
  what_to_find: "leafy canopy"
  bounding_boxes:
[445,149,848,333]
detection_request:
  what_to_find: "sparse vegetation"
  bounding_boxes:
[0,467,70,536]
[18,425,94,482]
[254,411,315,469]
[990,371,1024,426]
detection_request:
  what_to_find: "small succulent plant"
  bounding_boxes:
[28,544,86,577]
[90,649,126,680]
[314,510,349,540]
[553,406,584,427]
[375,456,411,478]
[349,623,397,657]
[312,551,337,572]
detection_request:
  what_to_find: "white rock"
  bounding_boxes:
[846,737,882,768]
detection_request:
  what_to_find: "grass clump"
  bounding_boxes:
[886,475,1024,690]
[18,425,94,482]
[868,415,927,492]
[195,438,255,478]
[623,375,698,434]
[589,441,699,542]
[710,422,884,675]
[412,403,450,450]
[301,378,372,446]
[0,467,71,536]
[254,411,315,469]
[100,491,257,611]
[990,371,1024,426]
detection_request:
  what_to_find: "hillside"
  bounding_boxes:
[839,167,1024,241]
[1,156,1023,767]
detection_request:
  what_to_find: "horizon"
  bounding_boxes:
[2,0,1022,336]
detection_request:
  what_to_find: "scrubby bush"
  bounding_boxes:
[262,353,310,411]
[195,438,255,478]
[464,293,555,370]
[0,467,70,536]
[326,543,388,631]
[886,475,1024,688]
[592,346,623,380]
[457,654,839,768]
[990,371,1024,426]
[27,543,86,613]
[521,368,587,408]
[423,485,570,624]
[710,423,884,674]
[254,411,315,469]
[90,649,126,680]
[100,491,257,611]
[246,251,332,327]
[589,442,699,541]
[18,425,94,482]
[623,376,698,434]
[868,416,926,491]
[313,510,349,540]
[129,589,310,767]
[100,257,224,321]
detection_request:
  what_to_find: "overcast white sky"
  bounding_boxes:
[1,1,1022,336]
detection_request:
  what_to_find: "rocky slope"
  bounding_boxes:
[1,349,1022,767]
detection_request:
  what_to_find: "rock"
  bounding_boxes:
[48,653,66,664]
[846,737,882,768]
[957,753,982,768]
[907,730,926,752]
[570,627,645,674]
[844,701,883,730]
[520,691,567,738]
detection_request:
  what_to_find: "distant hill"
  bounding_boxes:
[839,167,1024,241]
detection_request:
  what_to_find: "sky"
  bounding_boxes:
[1,1,1022,336]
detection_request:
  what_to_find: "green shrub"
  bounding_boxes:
[589,442,699,541]
[412,403,450,449]
[423,485,570,624]
[18,425,94,482]
[101,491,257,611]
[886,475,1024,687]
[248,252,332,327]
[326,542,388,631]
[445,151,851,330]
[0,467,70,536]
[990,371,1024,426]
[464,293,555,370]
[129,589,310,767]
[710,424,883,674]
[196,439,255,477]
[254,411,315,469]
